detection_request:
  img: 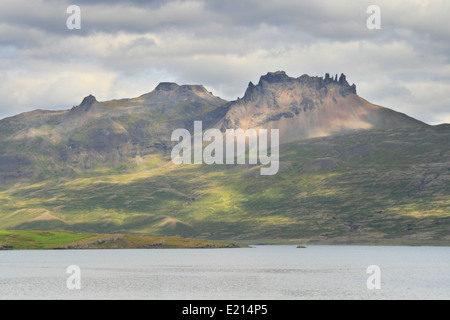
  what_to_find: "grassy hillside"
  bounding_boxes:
[0,230,241,250]
[0,126,448,245]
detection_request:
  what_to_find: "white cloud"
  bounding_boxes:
[0,61,117,116]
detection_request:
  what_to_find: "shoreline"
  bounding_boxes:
[0,230,244,250]
[1,230,449,250]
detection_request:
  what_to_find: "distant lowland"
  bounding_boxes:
[0,230,241,250]
[0,71,448,246]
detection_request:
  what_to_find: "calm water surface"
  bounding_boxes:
[0,245,449,300]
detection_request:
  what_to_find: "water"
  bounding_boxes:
[0,246,449,300]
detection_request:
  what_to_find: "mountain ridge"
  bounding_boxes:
[0,71,437,184]
[222,71,427,143]
[0,71,448,244]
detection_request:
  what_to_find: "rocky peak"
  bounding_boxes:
[338,73,347,85]
[241,71,357,103]
[155,82,180,91]
[80,94,97,106]
[297,72,357,96]
[258,71,291,84]
[244,71,357,98]
[223,71,371,141]
[70,94,98,113]
[154,82,210,95]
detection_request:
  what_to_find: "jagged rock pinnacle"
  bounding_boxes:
[242,71,357,101]
[70,94,98,113]
[80,94,97,105]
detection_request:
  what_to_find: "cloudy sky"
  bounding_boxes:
[0,0,449,124]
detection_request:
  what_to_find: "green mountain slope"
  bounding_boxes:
[0,126,448,245]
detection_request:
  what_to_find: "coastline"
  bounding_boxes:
[2,230,449,250]
[0,230,244,250]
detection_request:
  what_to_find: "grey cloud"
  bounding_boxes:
[63,0,167,8]
[0,0,449,124]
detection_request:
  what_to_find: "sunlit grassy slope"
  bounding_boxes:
[0,230,241,249]
[0,126,449,245]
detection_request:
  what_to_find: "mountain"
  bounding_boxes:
[0,82,228,183]
[0,72,448,245]
[222,71,426,143]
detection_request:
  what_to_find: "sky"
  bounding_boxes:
[0,0,449,124]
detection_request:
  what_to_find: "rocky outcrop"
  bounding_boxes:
[221,71,424,143]
[69,94,101,114]
[0,243,13,250]
[57,236,124,249]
